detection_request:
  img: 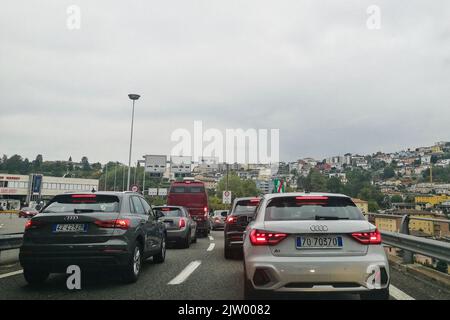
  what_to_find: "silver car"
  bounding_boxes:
[243,193,390,300]
[153,205,197,248]
[210,210,229,230]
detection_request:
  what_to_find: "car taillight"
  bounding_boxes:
[226,215,237,223]
[24,219,43,230]
[95,219,130,230]
[249,229,288,246]
[351,229,381,245]
[179,218,186,229]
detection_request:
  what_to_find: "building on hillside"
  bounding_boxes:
[352,198,369,213]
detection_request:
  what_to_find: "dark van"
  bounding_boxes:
[167,179,210,237]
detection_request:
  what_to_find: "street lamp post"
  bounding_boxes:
[127,94,140,191]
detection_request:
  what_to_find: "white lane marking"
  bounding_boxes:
[208,236,214,241]
[207,243,215,251]
[389,284,415,300]
[0,269,23,279]
[168,260,202,285]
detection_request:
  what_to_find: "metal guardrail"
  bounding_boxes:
[365,212,450,263]
[0,233,23,251]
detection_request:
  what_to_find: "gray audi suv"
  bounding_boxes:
[19,192,167,285]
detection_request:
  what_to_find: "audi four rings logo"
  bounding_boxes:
[65,216,79,221]
[310,225,328,232]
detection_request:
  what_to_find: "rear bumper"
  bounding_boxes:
[225,231,245,248]
[19,240,131,272]
[244,246,390,293]
[166,228,189,243]
[211,221,225,229]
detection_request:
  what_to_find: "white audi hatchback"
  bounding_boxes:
[243,193,390,300]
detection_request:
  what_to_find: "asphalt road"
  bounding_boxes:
[0,214,25,234]
[0,230,449,300]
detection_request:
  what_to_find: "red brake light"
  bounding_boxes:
[351,229,381,245]
[161,207,171,211]
[179,218,186,229]
[24,220,33,230]
[295,196,328,200]
[25,219,43,230]
[250,198,260,203]
[227,216,237,223]
[71,194,96,198]
[95,219,130,230]
[249,229,288,246]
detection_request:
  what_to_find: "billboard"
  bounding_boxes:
[31,174,43,195]
[170,156,192,174]
[144,155,167,174]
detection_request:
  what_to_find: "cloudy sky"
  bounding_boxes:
[1,0,449,165]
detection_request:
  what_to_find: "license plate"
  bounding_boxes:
[52,224,87,233]
[296,236,343,249]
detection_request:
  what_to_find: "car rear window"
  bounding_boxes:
[233,199,260,215]
[170,186,205,193]
[265,196,364,221]
[154,207,184,217]
[42,194,120,213]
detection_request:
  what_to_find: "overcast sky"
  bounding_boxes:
[1,0,449,165]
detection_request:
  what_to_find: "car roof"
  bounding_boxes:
[153,205,185,210]
[58,191,141,198]
[262,192,350,201]
[233,196,261,201]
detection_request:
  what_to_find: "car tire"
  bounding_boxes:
[182,232,191,249]
[23,268,49,286]
[360,288,390,300]
[224,246,234,259]
[123,243,142,283]
[153,235,166,263]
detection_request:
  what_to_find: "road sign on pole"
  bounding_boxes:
[130,184,140,193]
[223,190,232,204]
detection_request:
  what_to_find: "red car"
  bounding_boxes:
[167,178,210,237]
[18,207,39,218]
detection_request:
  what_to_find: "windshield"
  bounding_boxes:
[265,196,364,221]
[42,194,120,213]
[154,207,184,217]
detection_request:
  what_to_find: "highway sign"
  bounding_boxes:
[144,155,167,174]
[148,188,158,196]
[223,190,232,204]
[130,184,140,192]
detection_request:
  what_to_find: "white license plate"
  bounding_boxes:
[296,236,343,249]
[53,224,87,233]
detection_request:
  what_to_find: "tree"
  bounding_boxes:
[390,195,403,203]
[81,156,90,171]
[216,174,258,199]
[383,166,395,179]
[326,177,343,193]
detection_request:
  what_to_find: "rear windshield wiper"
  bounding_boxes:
[315,216,349,220]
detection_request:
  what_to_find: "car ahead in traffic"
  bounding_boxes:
[167,178,210,237]
[224,197,261,259]
[19,192,167,285]
[153,205,197,248]
[243,193,390,300]
[18,207,39,218]
[210,210,229,230]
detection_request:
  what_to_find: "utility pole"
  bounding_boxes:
[226,163,229,191]
[430,165,433,183]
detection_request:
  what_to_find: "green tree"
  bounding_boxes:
[216,173,258,199]
[326,177,343,193]
[382,166,395,179]
[390,195,403,203]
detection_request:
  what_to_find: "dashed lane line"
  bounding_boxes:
[207,243,215,251]
[0,269,23,279]
[168,260,202,285]
[389,284,415,300]
[208,236,214,241]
